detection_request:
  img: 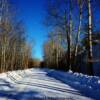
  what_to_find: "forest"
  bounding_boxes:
[43,0,100,76]
[0,0,32,72]
[0,0,100,76]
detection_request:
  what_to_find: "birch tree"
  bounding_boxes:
[87,0,93,75]
[75,0,83,57]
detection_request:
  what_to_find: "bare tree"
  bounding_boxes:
[0,0,32,72]
[87,0,93,75]
[75,0,83,57]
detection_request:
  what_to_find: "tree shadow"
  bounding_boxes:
[0,78,14,88]
[0,69,99,100]
[7,74,83,96]
[4,71,85,99]
[0,90,44,100]
[0,78,43,100]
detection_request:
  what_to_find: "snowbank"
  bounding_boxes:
[47,69,100,99]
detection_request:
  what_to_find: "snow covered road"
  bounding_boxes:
[0,68,100,100]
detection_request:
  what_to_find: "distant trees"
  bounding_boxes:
[28,58,42,68]
[0,0,32,72]
[43,0,100,75]
[43,33,65,69]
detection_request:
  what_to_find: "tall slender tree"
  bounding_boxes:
[75,0,83,57]
[87,0,93,75]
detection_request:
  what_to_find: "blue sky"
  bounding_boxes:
[13,0,47,60]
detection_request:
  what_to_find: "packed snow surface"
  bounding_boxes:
[0,68,100,100]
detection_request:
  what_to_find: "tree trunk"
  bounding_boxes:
[87,0,93,75]
[69,0,72,70]
[74,0,82,71]
[75,0,82,57]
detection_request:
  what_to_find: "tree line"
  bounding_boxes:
[43,0,100,75]
[0,0,32,72]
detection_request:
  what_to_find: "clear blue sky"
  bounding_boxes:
[13,0,47,60]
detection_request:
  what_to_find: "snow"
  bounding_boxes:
[0,68,100,100]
